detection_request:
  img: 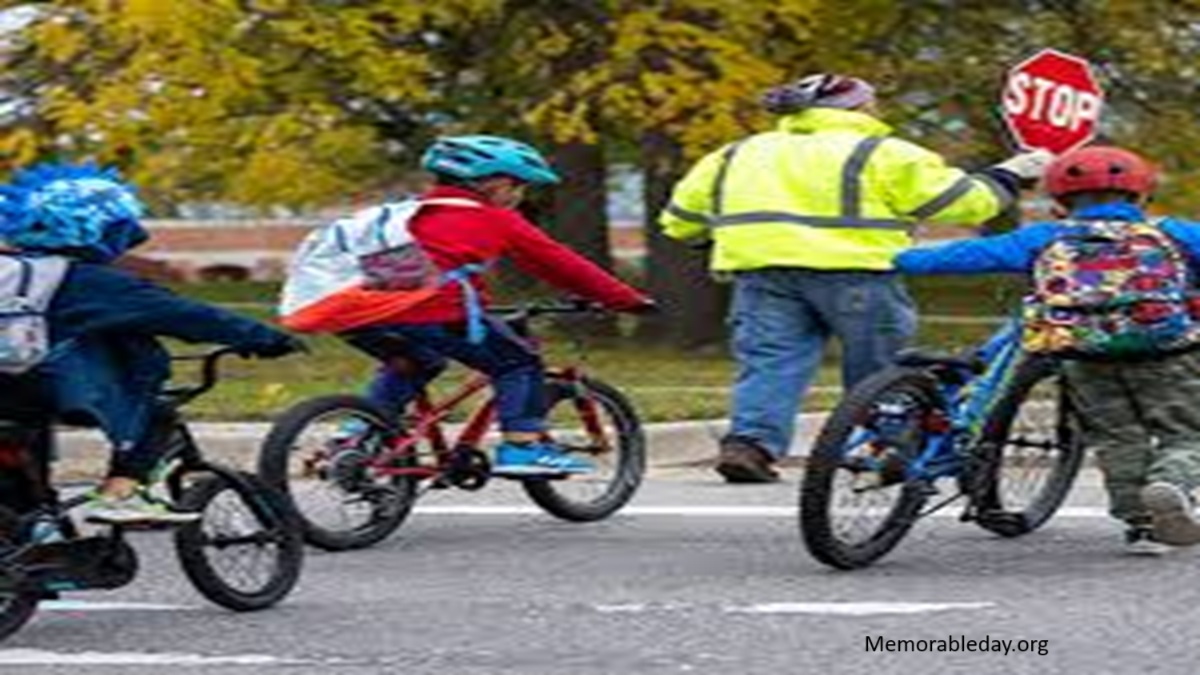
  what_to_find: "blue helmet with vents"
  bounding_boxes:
[0,163,148,262]
[421,135,560,185]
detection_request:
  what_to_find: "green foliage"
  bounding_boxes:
[164,275,1003,421]
[1,0,498,209]
[5,2,1198,208]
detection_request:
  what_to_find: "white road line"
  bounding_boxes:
[724,602,996,615]
[41,600,200,612]
[413,505,1110,518]
[595,604,650,613]
[593,602,995,616]
[0,649,305,666]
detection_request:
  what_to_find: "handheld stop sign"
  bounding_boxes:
[1001,49,1105,154]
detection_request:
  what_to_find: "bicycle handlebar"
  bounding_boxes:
[489,298,608,318]
[161,347,243,406]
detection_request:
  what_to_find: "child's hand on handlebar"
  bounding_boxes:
[242,334,307,359]
[624,299,659,315]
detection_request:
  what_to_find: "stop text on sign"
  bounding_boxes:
[1000,49,1104,154]
[1002,72,1101,132]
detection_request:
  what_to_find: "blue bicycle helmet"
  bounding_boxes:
[421,135,560,185]
[0,163,148,262]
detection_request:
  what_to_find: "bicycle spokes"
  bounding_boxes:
[285,410,406,534]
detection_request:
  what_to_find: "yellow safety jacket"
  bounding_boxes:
[658,108,1013,271]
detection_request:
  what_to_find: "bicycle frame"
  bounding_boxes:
[904,319,1026,482]
[1,350,268,567]
[367,365,608,480]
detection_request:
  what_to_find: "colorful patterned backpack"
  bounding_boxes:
[1022,220,1200,359]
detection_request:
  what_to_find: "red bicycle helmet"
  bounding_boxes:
[1044,146,1157,202]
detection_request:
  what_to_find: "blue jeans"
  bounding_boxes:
[344,318,546,433]
[728,269,917,458]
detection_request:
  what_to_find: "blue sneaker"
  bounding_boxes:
[492,442,594,477]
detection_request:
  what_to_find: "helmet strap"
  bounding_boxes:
[470,175,527,209]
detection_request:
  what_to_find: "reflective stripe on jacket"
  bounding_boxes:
[659,108,1013,271]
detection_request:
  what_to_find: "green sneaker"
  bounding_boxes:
[82,489,200,525]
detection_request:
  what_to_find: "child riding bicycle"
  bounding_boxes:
[895,146,1200,555]
[280,136,652,477]
[0,164,302,525]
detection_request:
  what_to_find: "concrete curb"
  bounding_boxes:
[53,415,831,476]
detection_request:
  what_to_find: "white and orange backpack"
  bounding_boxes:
[279,198,483,334]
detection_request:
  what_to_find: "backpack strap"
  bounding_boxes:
[416,197,489,343]
[442,263,489,344]
[0,255,68,313]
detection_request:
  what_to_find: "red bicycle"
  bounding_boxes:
[257,300,646,551]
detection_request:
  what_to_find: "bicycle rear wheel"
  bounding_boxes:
[522,376,645,522]
[258,395,415,551]
[800,368,938,570]
[0,508,38,642]
[174,472,304,612]
[968,356,1083,537]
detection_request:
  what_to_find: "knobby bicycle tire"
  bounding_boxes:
[969,356,1083,537]
[0,583,37,643]
[522,376,646,522]
[0,507,38,642]
[800,367,939,570]
[258,395,414,552]
[175,473,304,611]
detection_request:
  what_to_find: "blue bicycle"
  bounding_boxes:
[800,319,1084,569]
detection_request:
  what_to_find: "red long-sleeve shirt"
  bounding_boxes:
[391,186,648,324]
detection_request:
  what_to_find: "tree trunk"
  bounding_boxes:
[636,130,728,348]
[505,143,612,304]
[542,140,620,337]
[547,141,613,270]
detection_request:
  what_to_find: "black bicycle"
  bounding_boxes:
[0,349,305,642]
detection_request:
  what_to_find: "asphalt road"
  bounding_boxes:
[1,469,1195,675]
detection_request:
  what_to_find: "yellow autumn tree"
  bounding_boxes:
[1,0,500,210]
[499,2,840,345]
[830,0,1200,210]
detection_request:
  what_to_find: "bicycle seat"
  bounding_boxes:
[894,349,986,374]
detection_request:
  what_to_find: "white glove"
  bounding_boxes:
[993,149,1056,180]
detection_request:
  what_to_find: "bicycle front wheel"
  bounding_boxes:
[522,376,645,522]
[800,368,938,570]
[0,508,38,642]
[968,356,1083,537]
[258,395,415,551]
[174,472,304,612]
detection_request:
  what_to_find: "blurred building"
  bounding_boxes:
[133,218,649,282]
[131,162,1055,282]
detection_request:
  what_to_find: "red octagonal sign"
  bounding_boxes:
[1001,49,1105,155]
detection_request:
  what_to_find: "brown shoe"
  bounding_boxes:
[715,438,780,484]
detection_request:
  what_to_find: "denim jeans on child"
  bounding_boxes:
[344,316,546,433]
[728,268,917,458]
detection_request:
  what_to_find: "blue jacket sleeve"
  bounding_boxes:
[894,223,1060,275]
[50,264,290,350]
[1161,219,1200,263]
